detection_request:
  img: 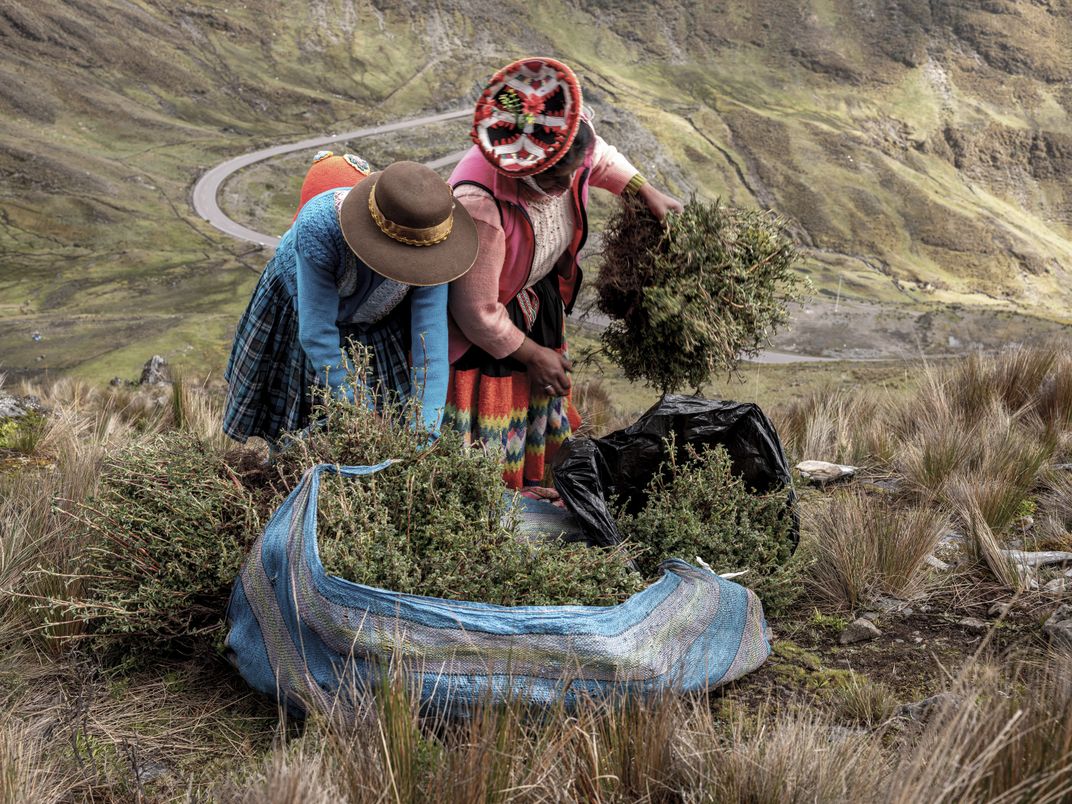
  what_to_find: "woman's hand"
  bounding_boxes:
[513,338,572,397]
[637,182,684,220]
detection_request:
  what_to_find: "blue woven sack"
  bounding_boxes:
[224,461,772,716]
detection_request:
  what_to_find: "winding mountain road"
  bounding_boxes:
[191,107,472,248]
[191,108,843,365]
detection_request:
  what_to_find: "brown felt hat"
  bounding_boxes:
[338,161,477,286]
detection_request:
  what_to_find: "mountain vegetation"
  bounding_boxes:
[2,0,1072,380]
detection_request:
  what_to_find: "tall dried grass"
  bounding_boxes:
[801,490,947,609]
[200,650,1072,803]
[775,386,895,467]
[1,374,231,654]
[1037,469,1072,550]
[0,716,82,804]
[887,349,1072,588]
[887,654,1072,803]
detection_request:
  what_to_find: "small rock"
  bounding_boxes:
[109,377,125,387]
[1043,578,1070,596]
[901,607,915,618]
[988,602,1011,618]
[139,355,169,385]
[135,758,170,785]
[839,618,882,645]
[958,617,989,633]
[1043,619,1072,651]
[859,611,880,622]
[1001,550,1072,570]
[827,725,867,743]
[866,477,901,493]
[0,394,32,419]
[898,692,960,721]
[924,554,951,571]
[938,531,965,549]
[795,460,857,484]
[1045,604,1072,626]
[872,595,907,613]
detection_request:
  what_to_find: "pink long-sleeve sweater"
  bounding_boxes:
[448,136,640,362]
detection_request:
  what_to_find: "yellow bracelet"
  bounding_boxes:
[624,173,649,195]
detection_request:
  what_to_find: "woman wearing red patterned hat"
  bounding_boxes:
[443,57,683,489]
[293,151,372,218]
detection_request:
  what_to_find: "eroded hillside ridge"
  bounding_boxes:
[0,0,1070,379]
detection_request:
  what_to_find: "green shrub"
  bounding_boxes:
[62,352,794,665]
[0,412,47,455]
[289,373,796,608]
[616,444,798,612]
[279,363,644,606]
[314,432,644,607]
[596,196,807,393]
[64,433,263,662]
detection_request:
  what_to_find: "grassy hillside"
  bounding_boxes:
[1,0,1071,381]
[2,345,1071,799]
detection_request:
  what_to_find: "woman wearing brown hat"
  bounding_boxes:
[223,161,478,446]
[444,57,682,489]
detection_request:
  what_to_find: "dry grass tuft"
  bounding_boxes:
[692,706,886,803]
[947,347,1060,422]
[887,653,1072,803]
[216,744,343,804]
[801,489,947,609]
[0,715,83,804]
[1036,468,1072,551]
[570,377,631,437]
[775,386,894,467]
[831,672,900,727]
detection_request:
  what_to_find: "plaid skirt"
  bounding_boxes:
[223,260,411,444]
[443,273,581,489]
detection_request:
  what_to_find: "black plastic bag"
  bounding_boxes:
[552,395,796,548]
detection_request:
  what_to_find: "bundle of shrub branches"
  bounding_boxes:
[269,355,644,607]
[312,435,644,607]
[281,355,794,607]
[62,351,795,665]
[61,433,264,664]
[596,196,807,393]
[617,443,799,613]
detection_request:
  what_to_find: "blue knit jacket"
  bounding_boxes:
[273,190,448,432]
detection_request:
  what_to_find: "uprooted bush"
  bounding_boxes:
[596,196,808,394]
[59,352,797,663]
[312,433,644,607]
[616,444,799,613]
[58,433,265,663]
[266,358,638,605]
[285,363,794,607]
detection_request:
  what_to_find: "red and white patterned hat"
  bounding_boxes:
[471,57,584,177]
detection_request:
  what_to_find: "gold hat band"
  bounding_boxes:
[368,182,453,247]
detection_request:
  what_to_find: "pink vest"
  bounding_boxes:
[448,145,593,363]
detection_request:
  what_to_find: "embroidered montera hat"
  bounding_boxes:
[471,57,584,177]
[294,151,371,218]
[338,161,478,286]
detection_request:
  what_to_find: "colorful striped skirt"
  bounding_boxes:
[443,273,581,489]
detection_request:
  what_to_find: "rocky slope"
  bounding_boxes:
[1,0,1070,379]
